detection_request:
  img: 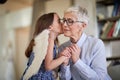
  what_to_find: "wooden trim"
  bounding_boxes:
[101,37,120,41]
[107,56,120,61]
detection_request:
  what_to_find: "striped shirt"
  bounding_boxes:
[59,33,111,80]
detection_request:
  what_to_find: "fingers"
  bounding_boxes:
[65,47,71,55]
[60,47,71,58]
[69,44,80,54]
[68,44,81,63]
[69,45,76,52]
[48,30,58,40]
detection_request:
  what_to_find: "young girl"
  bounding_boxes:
[21,12,70,80]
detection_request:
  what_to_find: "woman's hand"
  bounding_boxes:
[69,44,81,63]
[59,47,71,66]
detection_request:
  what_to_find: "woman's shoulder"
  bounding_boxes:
[85,35,105,52]
[87,35,105,49]
[87,35,104,45]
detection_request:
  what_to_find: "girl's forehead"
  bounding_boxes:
[54,14,59,19]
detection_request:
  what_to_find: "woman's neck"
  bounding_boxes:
[70,32,82,43]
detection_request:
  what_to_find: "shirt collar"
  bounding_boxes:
[76,33,87,47]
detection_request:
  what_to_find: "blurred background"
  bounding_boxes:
[0,0,120,80]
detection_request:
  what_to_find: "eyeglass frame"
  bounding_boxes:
[59,18,84,26]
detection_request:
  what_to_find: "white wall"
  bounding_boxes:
[0,15,8,80]
[0,15,16,80]
[0,7,32,80]
[6,7,32,29]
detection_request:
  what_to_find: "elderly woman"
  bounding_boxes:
[59,6,111,80]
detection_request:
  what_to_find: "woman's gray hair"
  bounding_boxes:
[65,6,89,25]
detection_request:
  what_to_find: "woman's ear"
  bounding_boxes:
[78,23,86,31]
[83,23,87,28]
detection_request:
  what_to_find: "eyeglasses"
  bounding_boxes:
[59,18,83,26]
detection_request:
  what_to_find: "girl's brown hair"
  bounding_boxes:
[25,13,56,58]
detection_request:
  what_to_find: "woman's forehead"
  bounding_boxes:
[64,12,77,20]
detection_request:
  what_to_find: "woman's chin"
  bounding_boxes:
[64,33,70,37]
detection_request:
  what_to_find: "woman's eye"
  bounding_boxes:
[68,19,74,23]
[63,19,66,23]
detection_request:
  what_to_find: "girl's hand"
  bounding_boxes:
[49,30,58,40]
[59,47,71,66]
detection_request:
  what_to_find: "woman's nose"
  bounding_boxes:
[63,21,68,27]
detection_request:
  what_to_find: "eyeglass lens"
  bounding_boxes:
[60,18,74,26]
[59,18,83,26]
